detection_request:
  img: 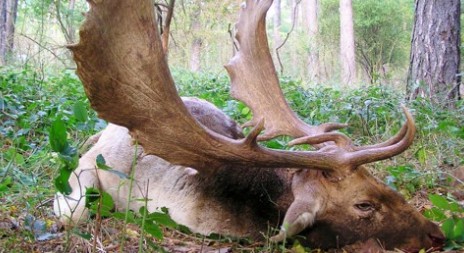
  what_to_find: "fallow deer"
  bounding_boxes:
[54,0,445,251]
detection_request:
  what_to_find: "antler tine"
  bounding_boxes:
[348,106,416,166]
[351,114,408,151]
[225,0,343,141]
[287,107,415,167]
[289,132,353,147]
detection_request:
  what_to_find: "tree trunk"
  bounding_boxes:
[0,0,18,65]
[161,0,175,55]
[273,0,281,47]
[339,0,356,86]
[0,0,5,64]
[303,0,320,82]
[189,8,202,72]
[190,37,202,72]
[67,0,76,43]
[273,0,282,71]
[407,0,461,107]
[290,0,299,77]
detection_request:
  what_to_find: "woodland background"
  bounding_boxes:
[1,0,464,252]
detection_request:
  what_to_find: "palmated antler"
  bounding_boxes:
[225,0,347,140]
[225,0,415,159]
[71,0,415,176]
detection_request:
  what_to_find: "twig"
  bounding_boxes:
[0,154,14,183]
[93,169,103,253]
[19,33,68,66]
[275,0,302,75]
[120,143,139,253]
[200,235,206,253]
[441,171,464,186]
[35,198,54,209]
[138,179,150,253]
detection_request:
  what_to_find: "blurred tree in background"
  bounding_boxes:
[407,0,461,108]
[354,0,413,85]
[339,0,356,86]
[0,0,19,65]
[2,0,460,93]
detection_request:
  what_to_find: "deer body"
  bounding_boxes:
[57,124,289,237]
[55,98,293,238]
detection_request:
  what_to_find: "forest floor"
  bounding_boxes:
[1,184,463,253]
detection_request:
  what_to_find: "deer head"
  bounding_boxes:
[69,0,444,250]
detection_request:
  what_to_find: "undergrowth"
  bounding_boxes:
[1,67,463,251]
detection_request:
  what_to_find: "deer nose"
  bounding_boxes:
[428,231,445,248]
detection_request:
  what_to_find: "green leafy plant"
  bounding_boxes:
[49,117,78,195]
[84,187,176,251]
[424,194,464,250]
[385,165,435,197]
[88,153,177,251]
[85,187,115,218]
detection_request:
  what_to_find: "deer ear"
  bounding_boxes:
[270,199,321,242]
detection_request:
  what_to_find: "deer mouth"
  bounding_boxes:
[300,222,446,251]
[400,231,445,253]
[423,231,445,251]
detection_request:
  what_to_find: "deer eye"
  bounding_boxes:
[354,202,375,212]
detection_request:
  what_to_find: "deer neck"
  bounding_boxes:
[198,166,294,216]
[132,160,295,238]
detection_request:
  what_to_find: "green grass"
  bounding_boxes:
[1,67,463,251]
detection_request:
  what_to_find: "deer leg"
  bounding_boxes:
[53,164,99,225]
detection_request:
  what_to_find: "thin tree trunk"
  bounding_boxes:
[339,0,356,86]
[0,0,18,65]
[161,0,175,55]
[273,0,281,46]
[190,37,201,72]
[304,0,319,83]
[273,0,281,72]
[189,8,202,72]
[290,0,299,77]
[0,0,6,65]
[67,0,76,43]
[407,0,461,107]
[55,0,73,44]
[53,0,77,44]
[6,0,16,51]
